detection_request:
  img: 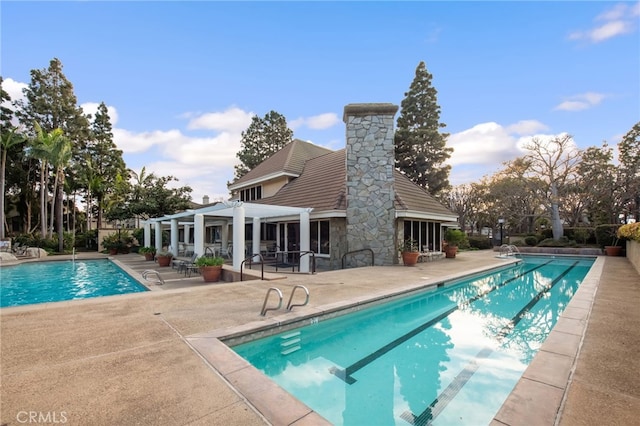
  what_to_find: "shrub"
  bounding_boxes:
[524,236,538,246]
[537,237,577,247]
[595,224,620,248]
[445,229,468,248]
[467,236,492,250]
[617,222,640,242]
[195,256,225,267]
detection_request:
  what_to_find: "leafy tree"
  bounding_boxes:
[395,61,452,195]
[618,121,640,222]
[234,110,293,179]
[575,143,619,225]
[108,167,192,222]
[521,134,581,240]
[1,128,26,239]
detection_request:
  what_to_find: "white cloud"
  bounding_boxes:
[505,120,549,135]
[289,112,340,131]
[1,78,27,106]
[569,3,639,43]
[186,106,254,133]
[448,121,570,185]
[554,92,606,111]
[81,102,119,125]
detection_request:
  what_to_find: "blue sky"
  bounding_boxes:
[2,1,639,203]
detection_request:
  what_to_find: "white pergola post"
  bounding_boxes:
[232,204,245,271]
[143,222,151,247]
[170,219,178,256]
[184,224,190,249]
[194,214,205,258]
[154,222,163,253]
[253,216,261,262]
[299,210,310,273]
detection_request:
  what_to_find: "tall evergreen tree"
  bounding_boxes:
[395,61,452,195]
[16,58,90,240]
[234,110,293,179]
[83,102,127,229]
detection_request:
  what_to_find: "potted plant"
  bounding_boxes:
[102,233,122,255]
[444,229,466,258]
[139,246,156,261]
[400,238,420,266]
[604,236,623,256]
[155,250,173,267]
[195,256,225,282]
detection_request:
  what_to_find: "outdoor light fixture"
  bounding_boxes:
[498,218,505,246]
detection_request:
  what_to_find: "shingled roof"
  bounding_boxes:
[255,147,457,220]
[229,139,333,189]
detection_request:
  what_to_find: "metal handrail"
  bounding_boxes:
[286,285,309,311]
[341,248,374,269]
[260,287,283,316]
[240,253,265,281]
[274,250,316,273]
[142,269,165,286]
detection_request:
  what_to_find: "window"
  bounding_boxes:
[404,220,441,251]
[311,220,330,255]
[240,185,262,201]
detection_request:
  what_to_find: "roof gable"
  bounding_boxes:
[257,149,457,220]
[230,139,333,189]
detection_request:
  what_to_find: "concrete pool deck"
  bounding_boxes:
[1,250,638,425]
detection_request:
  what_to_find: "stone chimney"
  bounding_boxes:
[343,103,399,266]
[202,195,210,205]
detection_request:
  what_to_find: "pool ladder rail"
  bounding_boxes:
[260,285,310,316]
[142,269,165,286]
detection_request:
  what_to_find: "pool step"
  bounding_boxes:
[280,331,301,355]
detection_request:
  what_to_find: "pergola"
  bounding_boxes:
[142,201,313,272]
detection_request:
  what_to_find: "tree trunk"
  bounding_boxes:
[57,168,64,252]
[40,162,47,238]
[550,182,563,240]
[0,150,6,239]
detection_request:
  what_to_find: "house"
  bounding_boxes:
[143,103,458,272]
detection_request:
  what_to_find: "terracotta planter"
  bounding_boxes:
[200,265,223,282]
[157,255,172,267]
[604,246,622,256]
[445,245,458,258]
[144,253,155,261]
[108,248,118,255]
[401,251,420,266]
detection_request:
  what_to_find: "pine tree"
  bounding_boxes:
[395,61,452,195]
[84,102,127,229]
[234,110,293,179]
[17,58,90,239]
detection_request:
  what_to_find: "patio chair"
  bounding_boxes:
[173,252,198,274]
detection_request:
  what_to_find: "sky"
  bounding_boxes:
[2,1,639,204]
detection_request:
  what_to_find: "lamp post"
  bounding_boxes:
[116,222,121,239]
[498,218,505,246]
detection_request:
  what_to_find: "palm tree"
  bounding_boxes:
[31,122,66,240]
[0,128,26,239]
[48,134,72,252]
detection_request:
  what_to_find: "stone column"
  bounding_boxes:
[343,103,399,266]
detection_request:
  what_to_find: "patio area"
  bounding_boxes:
[1,250,638,425]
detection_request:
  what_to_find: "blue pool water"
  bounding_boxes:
[233,256,595,425]
[0,260,148,308]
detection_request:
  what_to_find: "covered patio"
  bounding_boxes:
[142,201,314,273]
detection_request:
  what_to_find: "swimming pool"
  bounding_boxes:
[232,256,594,425]
[0,259,148,308]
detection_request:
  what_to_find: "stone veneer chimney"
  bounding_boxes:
[202,195,210,205]
[343,103,399,266]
